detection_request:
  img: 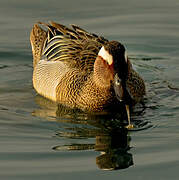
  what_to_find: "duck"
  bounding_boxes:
[30,21,146,128]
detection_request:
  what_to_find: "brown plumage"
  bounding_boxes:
[30,21,146,127]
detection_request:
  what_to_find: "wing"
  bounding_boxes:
[39,21,108,73]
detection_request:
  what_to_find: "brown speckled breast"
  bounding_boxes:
[55,69,114,112]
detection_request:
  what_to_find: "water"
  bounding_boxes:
[0,0,179,179]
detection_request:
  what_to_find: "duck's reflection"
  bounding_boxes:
[95,129,133,170]
[33,95,134,170]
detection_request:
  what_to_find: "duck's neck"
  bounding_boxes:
[93,56,114,89]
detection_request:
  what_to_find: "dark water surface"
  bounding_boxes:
[0,0,179,179]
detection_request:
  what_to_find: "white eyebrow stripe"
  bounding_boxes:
[125,51,128,63]
[98,46,113,65]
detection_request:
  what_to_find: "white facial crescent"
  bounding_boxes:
[98,46,113,65]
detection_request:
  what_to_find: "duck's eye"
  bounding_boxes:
[114,74,124,102]
[115,75,122,86]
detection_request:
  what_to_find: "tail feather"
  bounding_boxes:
[30,24,47,67]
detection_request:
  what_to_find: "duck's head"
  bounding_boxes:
[94,40,129,102]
